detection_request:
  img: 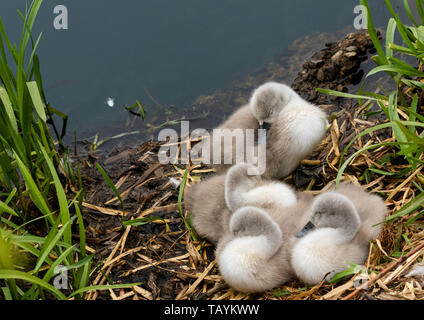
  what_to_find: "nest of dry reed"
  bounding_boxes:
[76,98,424,300]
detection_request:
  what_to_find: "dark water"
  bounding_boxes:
[0,0,411,146]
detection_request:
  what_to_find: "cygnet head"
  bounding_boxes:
[297,192,361,240]
[225,163,261,211]
[229,206,282,249]
[249,82,298,125]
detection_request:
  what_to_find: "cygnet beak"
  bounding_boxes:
[259,122,271,131]
[258,122,271,145]
[296,221,316,238]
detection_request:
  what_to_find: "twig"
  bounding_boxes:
[181,260,217,299]
[342,240,424,300]
[194,284,230,300]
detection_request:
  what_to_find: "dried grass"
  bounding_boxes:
[78,99,424,301]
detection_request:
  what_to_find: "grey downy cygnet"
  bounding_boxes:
[216,196,314,293]
[184,162,298,245]
[291,183,387,285]
[256,82,328,179]
[202,81,327,179]
[216,206,291,293]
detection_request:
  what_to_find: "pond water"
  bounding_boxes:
[0,0,411,147]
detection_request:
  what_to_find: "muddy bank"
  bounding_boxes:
[291,31,376,103]
[75,30,389,300]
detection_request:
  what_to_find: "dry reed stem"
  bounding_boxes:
[342,241,424,300]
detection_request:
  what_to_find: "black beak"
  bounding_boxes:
[296,221,316,238]
[258,122,271,144]
[259,122,272,131]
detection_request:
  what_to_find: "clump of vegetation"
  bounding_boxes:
[321,0,424,223]
[316,0,424,299]
[0,0,138,300]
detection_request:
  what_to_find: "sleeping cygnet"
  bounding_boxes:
[291,184,387,285]
[202,81,328,179]
[216,206,293,293]
[216,198,313,293]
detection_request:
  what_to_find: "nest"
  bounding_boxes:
[75,105,424,300]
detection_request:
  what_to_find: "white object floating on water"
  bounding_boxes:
[169,177,182,189]
[405,263,424,278]
[106,97,115,107]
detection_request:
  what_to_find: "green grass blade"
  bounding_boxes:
[65,254,94,271]
[366,64,424,78]
[93,131,140,151]
[385,191,424,222]
[13,151,53,223]
[122,216,164,227]
[74,203,86,257]
[386,18,397,58]
[0,15,18,64]
[417,0,424,25]
[405,209,424,225]
[0,200,19,217]
[389,43,417,56]
[394,120,424,146]
[316,88,382,102]
[33,216,76,273]
[0,87,18,132]
[95,162,125,217]
[38,141,71,245]
[125,100,146,119]
[361,0,388,64]
[1,287,12,300]
[68,283,142,299]
[368,168,397,176]
[394,14,417,51]
[0,269,67,300]
[178,169,197,241]
[404,0,420,26]
[41,244,76,283]
[401,79,424,89]
[26,81,46,122]
[409,94,418,134]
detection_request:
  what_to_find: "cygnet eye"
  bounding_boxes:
[323,211,336,218]
[314,211,324,219]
